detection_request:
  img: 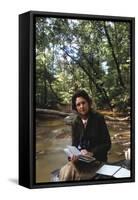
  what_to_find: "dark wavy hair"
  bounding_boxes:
[72,90,92,111]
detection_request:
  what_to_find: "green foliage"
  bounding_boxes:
[35,17,131,113]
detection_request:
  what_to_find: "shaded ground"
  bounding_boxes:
[36,115,130,183]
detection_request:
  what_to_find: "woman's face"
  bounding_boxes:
[75,97,90,117]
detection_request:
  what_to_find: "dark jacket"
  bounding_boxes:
[72,111,111,162]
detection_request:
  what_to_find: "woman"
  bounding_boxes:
[59,90,111,181]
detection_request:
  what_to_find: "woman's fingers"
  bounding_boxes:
[81,149,93,157]
[80,149,88,155]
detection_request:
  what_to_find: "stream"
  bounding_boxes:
[36,116,130,183]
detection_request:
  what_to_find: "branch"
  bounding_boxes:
[105,115,130,121]
[61,47,113,110]
[103,22,126,89]
[36,108,69,117]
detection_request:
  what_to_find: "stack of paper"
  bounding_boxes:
[64,145,96,163]
[96,164,130,178]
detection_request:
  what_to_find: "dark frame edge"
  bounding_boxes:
[131,17,135,182]
[28,10,135,21]
[19,11,34,188]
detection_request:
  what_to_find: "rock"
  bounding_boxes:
[122,142,130,147]
[115,152,124,156]
[64,114,77,125]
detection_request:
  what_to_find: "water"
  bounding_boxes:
[36,117,130,183]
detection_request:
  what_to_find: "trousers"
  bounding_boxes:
[59,160,102,181]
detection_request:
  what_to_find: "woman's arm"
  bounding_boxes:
[92,115,111,161]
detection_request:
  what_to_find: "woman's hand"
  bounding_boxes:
[80,149,88,155]
[68,155,79,162]
[80,149,93,157]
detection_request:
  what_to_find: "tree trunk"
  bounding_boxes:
[36,108,69,117]
[103,22,126,89]
[62,47,113,110]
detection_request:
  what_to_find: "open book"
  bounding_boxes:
[64,145,96,163]
[96,164,130,178]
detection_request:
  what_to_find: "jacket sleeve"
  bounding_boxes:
[72,122,77,146]
[92,115,111,159]
[71,120,80,147]
[72,123,75,146]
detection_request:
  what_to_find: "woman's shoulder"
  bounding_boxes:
[90,110,105,120]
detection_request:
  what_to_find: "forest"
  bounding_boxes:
[35,17,131,115]
[35,16,132,182]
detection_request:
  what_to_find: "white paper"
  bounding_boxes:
[64,146,99,163]
[66,145,81,156]
[113,167,130,178]
[64,148,73,157]
[96,164,121,176]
